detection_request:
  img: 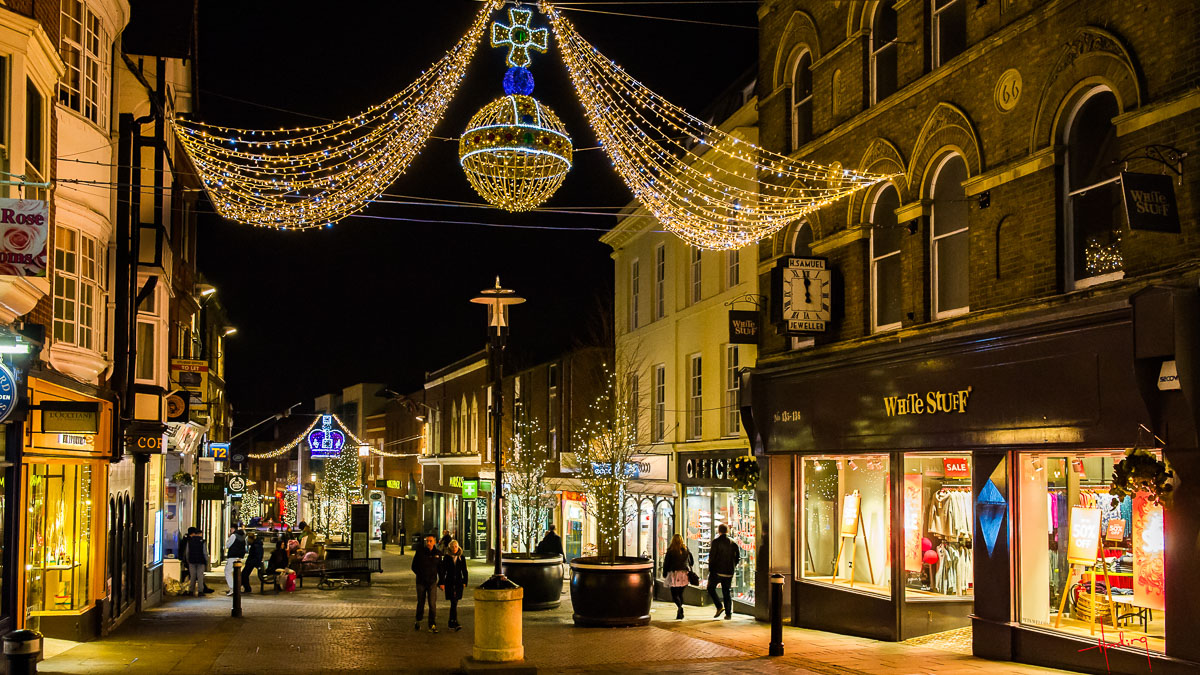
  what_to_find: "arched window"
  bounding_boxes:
[460,396,469,453]
[791,221,814,256]
[870,0,898,104]
[1064,89,1122,288]
[790,50,813,150]
[931,154,969,317]
[870,185,903,331]
[450,401,459,454]
[469,396,479,454]
[932,0,966,68]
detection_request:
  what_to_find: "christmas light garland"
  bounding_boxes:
[246,413,368,459]
[545,4,891,249]
[174,0,504,230]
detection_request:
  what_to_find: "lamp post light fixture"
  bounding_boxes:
[470,276,524,582]
[469,276,526,665]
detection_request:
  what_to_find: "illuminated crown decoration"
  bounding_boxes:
[175,1,889,249]
[307,415,346,459]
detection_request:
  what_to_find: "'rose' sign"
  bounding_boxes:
[0,199,48,277]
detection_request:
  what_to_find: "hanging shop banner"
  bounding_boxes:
[166,392,189,422]
[0,199,48,276]
[1067,506,1102,566]
[228,475,247,494]
[127,424,166,454]
[479,479,493,492]
[728,310,760,345]
[1132,493,1165,610]
[198,456,215,483]
[1121,172,1180,233]
[197,477,225,501]
[904,473,923,572]
[461,479,478,499]
[209,442,229,460]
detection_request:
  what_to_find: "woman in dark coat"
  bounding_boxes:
[662,534,694,620]
[438,540,469,630]
[241,531,265,593]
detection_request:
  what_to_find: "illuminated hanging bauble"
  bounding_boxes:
[459,94,573,212]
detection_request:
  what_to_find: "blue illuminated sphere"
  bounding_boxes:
[503,67,535,96]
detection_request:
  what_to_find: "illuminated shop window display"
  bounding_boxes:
[800,455,890,596]
[25,463,94,623]
[903,453,973,599]
[684,487,756,604]
[1018,452,1166,653]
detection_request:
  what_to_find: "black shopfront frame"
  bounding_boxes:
[745,288,1200,674]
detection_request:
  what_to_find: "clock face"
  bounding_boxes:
[777,257,831,333]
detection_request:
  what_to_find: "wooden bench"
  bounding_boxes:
[317,557,383,587]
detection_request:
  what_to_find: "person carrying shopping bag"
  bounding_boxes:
[662,534,697,620]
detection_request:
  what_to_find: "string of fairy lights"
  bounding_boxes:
[174,0,504,230]
[245,412,370,459]
[545,4,889,249]
[175,0,889,250]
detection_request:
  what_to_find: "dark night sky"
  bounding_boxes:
[194,1,757,421]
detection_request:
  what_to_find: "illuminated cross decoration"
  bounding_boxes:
[491,8,548,68]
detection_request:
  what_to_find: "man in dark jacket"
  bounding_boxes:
[186,528,210,596]
[707,524,740,619]
[411,535,442,632]
[533,524,564,557]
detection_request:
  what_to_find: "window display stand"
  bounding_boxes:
[831,491,874,588]
[1054,531,1118,635]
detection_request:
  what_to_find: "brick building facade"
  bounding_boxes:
[745,1,1199,673]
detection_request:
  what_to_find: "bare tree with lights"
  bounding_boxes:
[504,416,556,553]
[313,448,362,536]
[573,354,646,563]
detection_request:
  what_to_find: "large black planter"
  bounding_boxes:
[569,556,654,627]
[501,553,564,610]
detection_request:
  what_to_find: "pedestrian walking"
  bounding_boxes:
[379,521,389,550]
[412,535,442,633]
[439,530,452,553]
[187,527,210,596]
[241,531,264,594]
[439,539,468,631]
[179,527,195,585]
[662,534,695,620]
[397,523,407,556]
[707,523,740,619]
[224,528,246,596]
[534,524,564,557]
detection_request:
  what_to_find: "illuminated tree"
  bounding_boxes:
[573,357,645,562]
[283,473,298,528]
[238,488,262,522]
[314,447,362,535]
[504,416,556,553]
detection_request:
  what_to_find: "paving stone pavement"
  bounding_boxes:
[38,545,1074,674]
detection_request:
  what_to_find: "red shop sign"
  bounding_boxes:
[943,458,970,478]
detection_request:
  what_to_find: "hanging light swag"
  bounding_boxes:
[174,0,504,230]
[177,0,889,250]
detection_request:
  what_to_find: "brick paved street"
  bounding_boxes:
[38,546,1073,674]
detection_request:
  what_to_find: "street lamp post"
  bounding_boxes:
[467,277,526,665]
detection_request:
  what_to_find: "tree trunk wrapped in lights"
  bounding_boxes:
[238,487,262,522]
[283,473,298,528]
[573,358,645,563]
[504,416,556,553]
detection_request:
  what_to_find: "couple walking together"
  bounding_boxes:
[663,523,741,620]
[411,535,468,633]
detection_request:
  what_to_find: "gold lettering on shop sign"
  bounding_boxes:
[883,387,973,417]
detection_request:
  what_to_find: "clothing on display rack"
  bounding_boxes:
[921,485,973,596]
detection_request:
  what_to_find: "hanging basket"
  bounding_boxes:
[730,455,760,491]
[1109,447,1174,507]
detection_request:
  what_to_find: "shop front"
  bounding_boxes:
[678,449,757,610]
[22,377,111,641]
[746,292,1200,673]
[421,462,490,559]
[618,454,675,567]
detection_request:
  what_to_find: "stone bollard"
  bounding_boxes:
[3,629,43,675]
[232,560,243,618]
[769,574,784,656]
[472,582,524,662]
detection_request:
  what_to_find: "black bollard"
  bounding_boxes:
[3,629,43,675]
[232,560,243,618]
[769,574,784,656]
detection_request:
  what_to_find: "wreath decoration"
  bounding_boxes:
[730,455,760,491]
[1109,447,1173,508]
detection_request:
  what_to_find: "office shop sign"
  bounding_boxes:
[678,450,740,487]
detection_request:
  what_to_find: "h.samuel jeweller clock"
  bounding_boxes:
[776,256,832,334]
